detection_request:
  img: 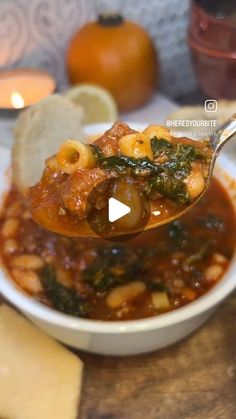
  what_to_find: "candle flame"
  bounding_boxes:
[11,91,25,109]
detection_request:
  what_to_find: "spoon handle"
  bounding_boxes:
[209,113,236,155]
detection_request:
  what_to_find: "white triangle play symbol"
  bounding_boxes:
[108,197,131,222]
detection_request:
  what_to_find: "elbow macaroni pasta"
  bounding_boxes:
[118,133,153,160]
[143,125,172,141]
[56,139,95,174]
[55,125,172,175]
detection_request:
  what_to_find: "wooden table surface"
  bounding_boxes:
[1,291,236,419]
[78,292,236,419]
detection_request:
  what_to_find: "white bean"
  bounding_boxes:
[106,281,146,309]
[11,268,43,294]
[205,264,223,282]
[213,253,227,264]
[3,239,18,254]
[185,164,205,200]
[11,254,44,270]
[1,218,19,238]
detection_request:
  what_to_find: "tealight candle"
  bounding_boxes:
[0,69,56,110]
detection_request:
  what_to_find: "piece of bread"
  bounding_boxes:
[0,304,83,419]
[167,100,236,139]
[12,94,85,194]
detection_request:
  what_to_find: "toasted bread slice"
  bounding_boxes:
[167,100,236,138]
[12,94,85,194]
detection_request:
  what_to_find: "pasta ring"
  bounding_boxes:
[56,139,95,174]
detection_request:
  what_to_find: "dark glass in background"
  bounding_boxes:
[186,0,236,102]
[196,0,236,22]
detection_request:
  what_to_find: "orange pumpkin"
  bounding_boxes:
[66,15,159,112]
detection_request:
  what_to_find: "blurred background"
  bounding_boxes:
[0,0,235,138]
[0,0,195,99]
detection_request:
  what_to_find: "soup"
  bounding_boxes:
[0,177,235,321]
[30,122,211,238]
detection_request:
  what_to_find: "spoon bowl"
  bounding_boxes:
[30,116,236,238]
[144,113,236,231]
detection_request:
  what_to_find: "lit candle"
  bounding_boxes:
[11,91,25,109]
[0,69,56,110]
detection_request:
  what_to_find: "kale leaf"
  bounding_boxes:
[168,220,189,249]
[147,281,168,292]
[91,138,206,205]
[145,138,205,203]
[90,144,161,177]
[143,172,189,204]
[197,214,225,231]
[40,265,89,317]
[83,245,146,291]
[184,240,213,266]
[151,137,173,157]
[151,137,204,162]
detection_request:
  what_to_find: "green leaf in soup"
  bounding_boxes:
[40,265,89,317]
[91,145,161,177]
[83,245,146,291]
[91,138,206,205]
[147,281,168,292]
[144,172,190,204]
[197,214,225,231]
[151,137,173,157]
[167,221,189,250]
[184,240,213,266]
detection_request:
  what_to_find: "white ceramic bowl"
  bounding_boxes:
[0,123,236,356]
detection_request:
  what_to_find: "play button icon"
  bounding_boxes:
[108,198,131,222]
[86,177,150,240]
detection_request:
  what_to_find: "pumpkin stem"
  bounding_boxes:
[98,14,124,27]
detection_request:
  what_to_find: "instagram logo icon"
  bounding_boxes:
[204,99,218,112]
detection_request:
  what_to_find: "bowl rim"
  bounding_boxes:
[0,123,236,335]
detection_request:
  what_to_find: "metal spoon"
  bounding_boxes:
[31,114,236,238]
[144,113,236,232]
